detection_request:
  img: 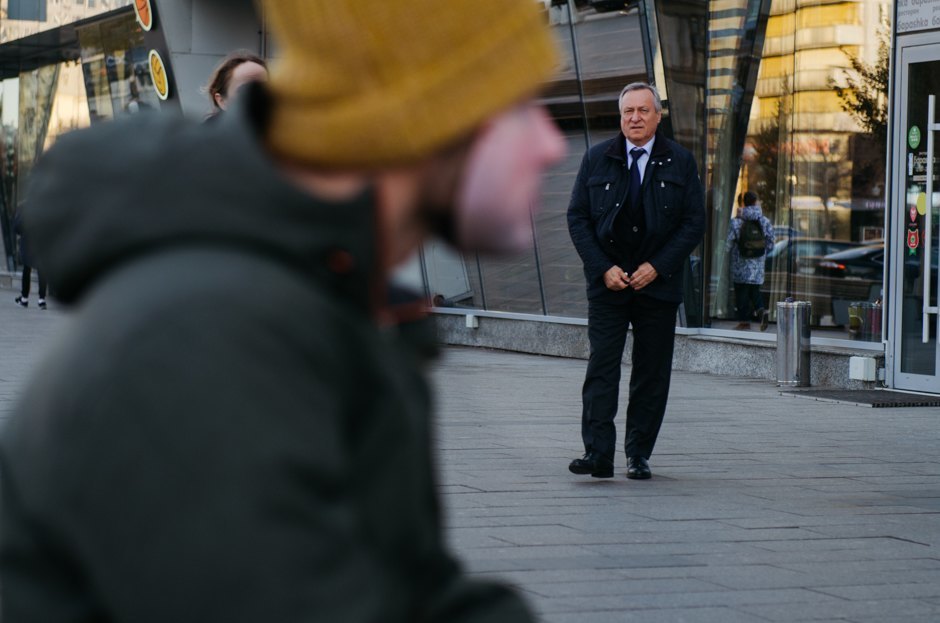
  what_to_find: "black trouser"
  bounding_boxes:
[580,293,679,463]
[20,265,46,299]
[733,282,763,321]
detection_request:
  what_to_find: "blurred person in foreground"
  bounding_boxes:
[204,50,268,120]
[0,1,564,621]
[567,83,704,481]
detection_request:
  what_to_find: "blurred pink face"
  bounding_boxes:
[454,104,566,252]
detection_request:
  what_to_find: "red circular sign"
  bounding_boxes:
[135,0,153,31]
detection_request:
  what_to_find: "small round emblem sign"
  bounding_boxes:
[909,125,922,150]
[134,0,153,31]
[149,50,169,100]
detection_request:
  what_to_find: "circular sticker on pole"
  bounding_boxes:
[134,0,153,31]
[149,50,169,100]
[909,125,922,150]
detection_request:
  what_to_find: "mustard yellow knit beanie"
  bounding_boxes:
[263,0,558,168]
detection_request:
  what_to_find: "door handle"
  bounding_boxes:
[925,96,939,343]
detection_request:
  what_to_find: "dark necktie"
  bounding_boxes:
[628,147,644,212]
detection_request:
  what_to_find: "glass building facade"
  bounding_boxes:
[423,0,891,343]
[0,0,893,347]
[0,1,161,270]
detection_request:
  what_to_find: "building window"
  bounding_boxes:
[7,0,49,21]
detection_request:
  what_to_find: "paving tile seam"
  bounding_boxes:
[528,599,782,617]
[449,533,930,552]
[519,534,937,548]
[470,562,939,588]
[520,585,848,602]
[498,577,744,597]
[744,533,934,545]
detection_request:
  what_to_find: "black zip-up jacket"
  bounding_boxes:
[567,131,705,301]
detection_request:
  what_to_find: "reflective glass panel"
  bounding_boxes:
[710,0,889,340]
[898,60,940,375]
[78,14,160,123]
[534,131,590,318]
[0,0,133,44]
[0,11,155,269]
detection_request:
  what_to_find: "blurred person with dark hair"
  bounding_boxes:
[0,1,564,621]
[567,82,705,481]
[204,50,267,119]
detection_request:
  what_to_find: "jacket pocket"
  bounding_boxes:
[652,172,685,227]
[587,175,617,217]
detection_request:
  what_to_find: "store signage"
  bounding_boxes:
[908,226,920,255]
[898,0,940,34]
[134,0,153,31]
[149,50,169,100]
[909,125,921,149]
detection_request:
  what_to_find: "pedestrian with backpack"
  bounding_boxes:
[727,191,774,330]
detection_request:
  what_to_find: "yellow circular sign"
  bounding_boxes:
[917,192,927,216]
[134,0,153,31]
[149,50,169,101]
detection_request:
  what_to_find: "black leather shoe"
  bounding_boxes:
[568,452,614,478]
[626,456,651,480]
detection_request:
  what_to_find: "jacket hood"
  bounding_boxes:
[24,86,378,307]
[740,204,763,221]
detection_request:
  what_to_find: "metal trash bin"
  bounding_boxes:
[847,301,882,342]
[776,300,811,386]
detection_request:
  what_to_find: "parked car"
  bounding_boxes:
[813,244,884,325]
[760,238,861,324]
[816,242,937,281]
[812,242,940,325]
[764,237,858,274]
[814,244,884,281]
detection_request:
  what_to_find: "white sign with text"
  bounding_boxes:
[898,0,940,34]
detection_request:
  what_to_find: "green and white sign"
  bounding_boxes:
[909,125,922,150]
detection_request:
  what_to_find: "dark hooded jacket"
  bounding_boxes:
[0,89,533,622]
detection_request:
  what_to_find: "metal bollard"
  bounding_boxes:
[776,300,811,386]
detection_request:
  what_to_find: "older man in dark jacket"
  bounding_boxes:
[567,82,705,480]
[0,1,565,621]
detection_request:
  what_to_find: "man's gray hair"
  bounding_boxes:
[618,82,662,113]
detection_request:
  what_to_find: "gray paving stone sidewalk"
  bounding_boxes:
[0,295,64,417]
[430,347,940,623]
[0,297,937,622]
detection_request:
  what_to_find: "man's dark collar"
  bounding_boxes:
[606,130,669,160]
